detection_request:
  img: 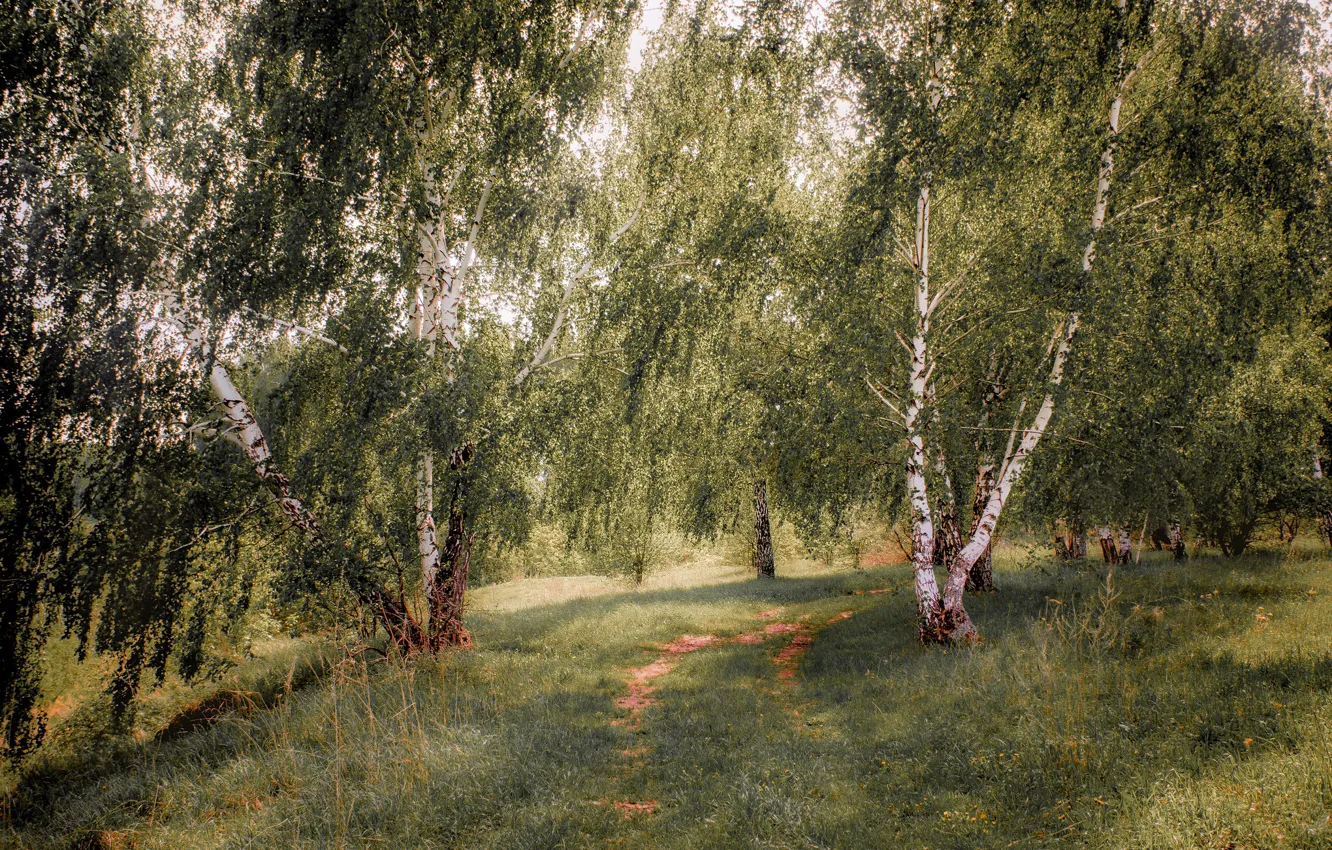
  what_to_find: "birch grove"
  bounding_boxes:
[4,0,1332,752]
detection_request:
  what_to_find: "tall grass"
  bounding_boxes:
[5,543,1332,848]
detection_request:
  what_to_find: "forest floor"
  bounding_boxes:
[5,543,1332,849]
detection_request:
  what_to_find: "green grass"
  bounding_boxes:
[5,543,1332,849]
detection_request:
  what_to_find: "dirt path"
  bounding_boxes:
[600,604,861,816]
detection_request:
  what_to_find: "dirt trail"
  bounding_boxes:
[771,610,854,681]
[600,604,863,815]
[612,633,720,727]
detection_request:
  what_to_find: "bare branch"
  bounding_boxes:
[866,373,906,426]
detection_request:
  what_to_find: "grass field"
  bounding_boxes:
[5,541,1332,849]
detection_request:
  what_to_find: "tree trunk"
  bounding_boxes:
[921,0,1138,643]
[903,184,941,624]
[417,449,440,606]
[933,496,962,571]
[1069,517,1087,558]
[177,309,433,653]
[931,436,962,570]
[428,443,475,648]
[964,460,995,592]
[1169,522,1186,560]
[1221,531,1249,558]
[1150,526,1169,550]
[928,327,1076,644]
[160,299,322,541]
[753,479,775,579]
[1054,533,1070,560]
[1098,526,1115,563]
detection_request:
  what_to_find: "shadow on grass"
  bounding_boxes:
[468,564,909,653]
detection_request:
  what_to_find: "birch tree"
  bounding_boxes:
[836,0,1160,641]
[1018,1,1332,555]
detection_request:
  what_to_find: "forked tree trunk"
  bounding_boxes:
[928,320,1078,643]
[753,479,776,579]
[405,134,492,649]
[917,0,1140,643]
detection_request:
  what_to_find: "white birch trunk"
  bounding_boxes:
[934,6,1141,639]
[965,368,1004,590]
[937,319,1076,636]
[409,159,493,618]
[417,450,439,593]
[905,182,940,619]
[163,300,321,539]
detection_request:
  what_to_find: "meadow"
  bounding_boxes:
[5,540,1332,849]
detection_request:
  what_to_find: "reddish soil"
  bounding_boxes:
[592,799,660,818]
[660,634,719,654]
[859,544,908,567]
[614,800,659,816]
[605,607,861,809]
[772,610,854,680]
[613,635,720,725]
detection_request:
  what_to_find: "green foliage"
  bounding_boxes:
[1185,328,1331,556]
[6,0,1332,766]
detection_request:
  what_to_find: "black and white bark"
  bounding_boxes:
[159,297,322,540]
[753,479,776,578]
[965,361,1006,590]
[932,445,962,571]
[923,2,1149,641]
[933,319,1076,641]
[408,150,493,645]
